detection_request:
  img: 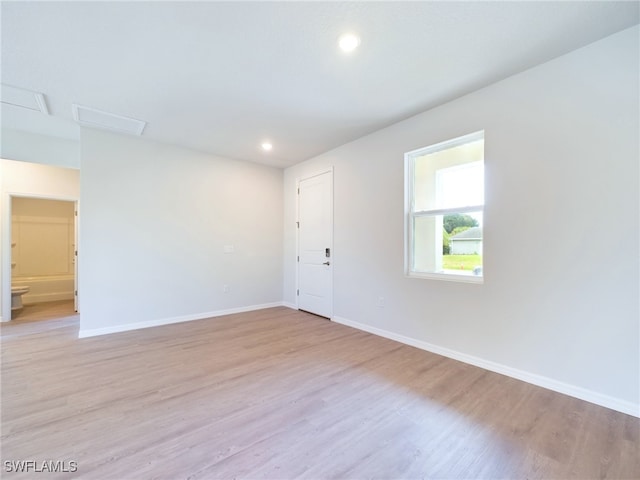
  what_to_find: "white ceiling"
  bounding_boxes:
[1,1,638,168]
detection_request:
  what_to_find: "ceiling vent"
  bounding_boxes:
[1,84,49,114]
[72,104,146,136]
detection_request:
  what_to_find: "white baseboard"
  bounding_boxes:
[282,301,297,310]
[332,316,639,418]
[78,302,286,339]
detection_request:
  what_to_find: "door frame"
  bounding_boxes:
[1,193,79,322]
[295,167,334,318]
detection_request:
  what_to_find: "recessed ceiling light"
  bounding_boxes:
[338,33,361,53]
[261,142,273,152]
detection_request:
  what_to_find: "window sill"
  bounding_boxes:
[407,271,484,284]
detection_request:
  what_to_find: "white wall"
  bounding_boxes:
[0,159,80,321]
[284,26,639,415]
[1,129,80,169]
[79,129,283,336]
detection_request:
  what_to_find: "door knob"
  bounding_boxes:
[323,261,330,265]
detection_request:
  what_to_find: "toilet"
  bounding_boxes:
[11,286,30,311]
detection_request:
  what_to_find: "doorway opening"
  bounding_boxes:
[10,196,78,322]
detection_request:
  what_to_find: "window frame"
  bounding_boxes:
[404,130,485,284]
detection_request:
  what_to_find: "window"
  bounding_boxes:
[405,131,484,282]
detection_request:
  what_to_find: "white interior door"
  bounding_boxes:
[297,170,333,318]
[74,202,78,312]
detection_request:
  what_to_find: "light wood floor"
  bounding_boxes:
[1,307,638,479]
[10,299,76,322]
